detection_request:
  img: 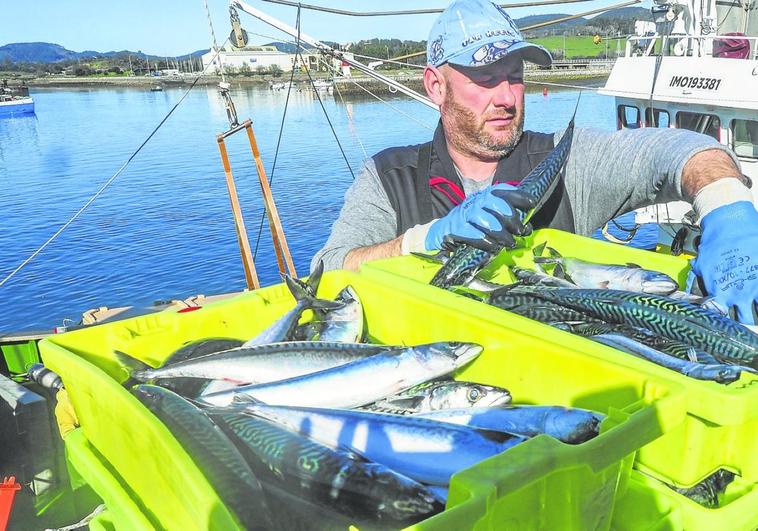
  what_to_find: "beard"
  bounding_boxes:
[440,89,524,161]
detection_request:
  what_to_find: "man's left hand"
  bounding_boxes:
[692,201,758,324]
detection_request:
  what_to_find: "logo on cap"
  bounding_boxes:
[429,36,445,66]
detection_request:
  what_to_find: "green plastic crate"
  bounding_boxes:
[39,270,685,530]
[612,469,758,531]
[362,228,758,490]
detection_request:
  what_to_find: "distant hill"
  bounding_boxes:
[0,42,209,64]
[515,13,586,29]
[1,6,652,66]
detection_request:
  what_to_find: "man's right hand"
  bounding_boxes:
[424,183,535,252]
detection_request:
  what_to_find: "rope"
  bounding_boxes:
[331,71,369,161]
[0,47,224,289]
[204,0,226,84]
[317,56,436,131]
[298,58,356,180]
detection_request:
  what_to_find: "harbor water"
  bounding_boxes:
[0,83,655,331]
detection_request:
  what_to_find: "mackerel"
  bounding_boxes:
[200,342,482,407]
[534,248,678,295]
[318,285,364,343]
[592,333,756,383]
[486,287,602,323]
[131,385,272,529]
[429,102,578,289]
[417,405,604,444]
[228,402,525,485]
[506,286,758,367]
[211,411,444,527]
[362,379,512,415]
[558,322,721,364]
[116,341,392,385]
[242,261,342,347]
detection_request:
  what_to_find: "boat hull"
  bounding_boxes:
[0,98,35,117]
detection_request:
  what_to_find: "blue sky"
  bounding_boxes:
[1,0,649,56]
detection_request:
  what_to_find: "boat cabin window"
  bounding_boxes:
[676,111,721,141]
[731,119,758,158]
[618,105,640,129]
[645,108,670,128]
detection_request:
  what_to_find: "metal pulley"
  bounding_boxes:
[229,6,249,48]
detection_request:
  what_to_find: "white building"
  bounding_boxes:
[201,45,331,73]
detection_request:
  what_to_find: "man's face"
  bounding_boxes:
[438,56,525,161]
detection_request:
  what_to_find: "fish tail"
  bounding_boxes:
[113,350,152,380]
[284,274,343,311]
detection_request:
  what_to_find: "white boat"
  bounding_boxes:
[0,85,34,117]
[599,0,758,252]
[311,78,334,92]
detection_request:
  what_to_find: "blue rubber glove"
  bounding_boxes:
[425,183,536,252]
[691,201,758,324]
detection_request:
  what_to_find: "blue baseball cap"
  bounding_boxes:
[427,0,552,68]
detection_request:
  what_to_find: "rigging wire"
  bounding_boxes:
[0,46,226,289]
[258,0,596,16]
[252,6,303,262]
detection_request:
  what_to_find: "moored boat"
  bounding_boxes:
[599,0,758,252]
[0,95,34,117]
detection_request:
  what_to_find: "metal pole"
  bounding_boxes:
[231,0,437,110]
[243,121,297,277]
[216,135,260,290]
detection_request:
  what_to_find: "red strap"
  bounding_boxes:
[429,176,465,205]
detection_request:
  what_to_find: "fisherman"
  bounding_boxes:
[313,0,758,325]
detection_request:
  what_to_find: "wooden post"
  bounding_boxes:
[244,121,297,277]
[216,134,260,290]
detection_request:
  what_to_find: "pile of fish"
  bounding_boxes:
[117,262,604,528]
[422,243,758,383]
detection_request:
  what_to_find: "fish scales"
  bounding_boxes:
[131,385,273,529]
[213,412,444,527]
[521,288,758,365]
[125,341,391,383]
[231,403,526,486]
[430,110,577,289]
[200,342,482,407]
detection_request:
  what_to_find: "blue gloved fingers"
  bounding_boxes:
[734,299,758,326]
[481,206,532,237]
[469,220,517,249]
[480,206,526,241]
[490,188,537,212]
[447,232,503,254]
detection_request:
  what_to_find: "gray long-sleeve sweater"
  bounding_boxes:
[312,127,739,272]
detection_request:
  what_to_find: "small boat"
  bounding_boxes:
[150,85,164,92]
[311,79,334,92]
[0,86,34,117]
[0,96,34,117]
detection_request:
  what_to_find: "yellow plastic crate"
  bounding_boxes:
[40,270,685,530]
[362,228,758,490]
[612,469,758,531]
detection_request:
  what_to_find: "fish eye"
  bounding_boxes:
[467,388,481,402]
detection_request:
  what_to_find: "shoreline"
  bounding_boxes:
[7,70,610,90]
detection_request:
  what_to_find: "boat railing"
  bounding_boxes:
[623,33,758,60]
